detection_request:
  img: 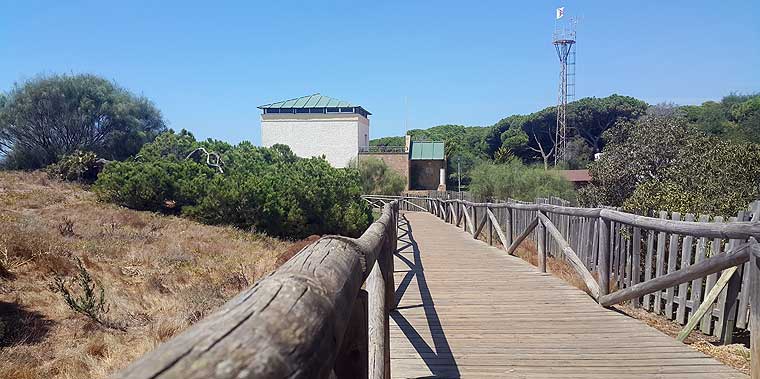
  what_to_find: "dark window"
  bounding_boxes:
[326,107,339,113]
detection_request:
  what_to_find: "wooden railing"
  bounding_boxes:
[112,201,400,379]
[424,197,760,378]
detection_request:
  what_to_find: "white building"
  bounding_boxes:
[259,94,370,168]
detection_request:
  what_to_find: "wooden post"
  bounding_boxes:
[599,217,611,298]
[538,217,547,273]
[720,262,742,345]
[749,240,759,379]
[631,226,642,307]
[334,290,368,379]
[488,208,493,245]
[506,208,513,247]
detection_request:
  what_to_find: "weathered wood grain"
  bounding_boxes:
[537,212,601,299]
[391,212,745,379]
[485,208,509,252]
[654,211,668,314]
[600,242,752,307]
[676,214,695,324]
[702,216,724,334]
[113,202,399,379]
[749,240,760,379]
[598,218,611,297]
[677,267,738,342]
[506,217,539,256]
[665,212,681,318]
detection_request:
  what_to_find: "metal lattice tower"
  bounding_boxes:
[553,17,576,165]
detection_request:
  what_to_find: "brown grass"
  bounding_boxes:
[506,238,750,375]
[0,171,296,379]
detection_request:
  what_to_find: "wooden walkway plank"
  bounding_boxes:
[390,212,746,378]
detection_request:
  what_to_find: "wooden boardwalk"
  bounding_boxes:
[390,212,746,378]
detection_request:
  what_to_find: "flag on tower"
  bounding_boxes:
[556,7,565,19]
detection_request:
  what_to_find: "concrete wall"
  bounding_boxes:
[358,152,409,190]
[409,160,446,190]
[261,113,369,168]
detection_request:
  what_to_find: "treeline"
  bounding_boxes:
[372,93,760,216]
[0,74,372,239]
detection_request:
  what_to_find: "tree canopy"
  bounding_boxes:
[0,74,166,169]
[578,115,760,217]
[682,93,760,144]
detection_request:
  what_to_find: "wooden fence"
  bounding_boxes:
[422,196,760,378]
[112,201,400,379]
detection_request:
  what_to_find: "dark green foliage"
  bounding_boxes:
[50,258,109,326]
[45,151,102,184]
[579,115,760,217]
[350,157,405,196]
[94,159,217,213]
[369,136,405,147]
[682,93,760,143]
[489,94,648,169]
[93,131,372,239]
[469,159,576,202]
[0,74,166,169]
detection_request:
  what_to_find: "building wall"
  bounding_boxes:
[358,152,409,190]
[261,113,369,168]
[409,160,446,190]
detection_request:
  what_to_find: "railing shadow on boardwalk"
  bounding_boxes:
[391,214,460,378]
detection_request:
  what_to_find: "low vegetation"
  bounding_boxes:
[350,157,405,196]
[93,130,372,239]
[0,171,293,379]
[467,159,576,202]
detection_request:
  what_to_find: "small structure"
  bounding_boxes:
[259,94,370,168]
[558,169,591,188]
[358,136,446,191]
[409,140,446,191]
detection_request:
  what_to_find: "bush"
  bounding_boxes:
[45,151,102,183]
[50,258,110,327]
[93,131,372,239]
[94,159,217,213]
[468,159,576,202]
[580,115,760,217]
[350,157,405,196]
[0,74,165,169]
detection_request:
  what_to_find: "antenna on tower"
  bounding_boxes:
[552,8,577,166]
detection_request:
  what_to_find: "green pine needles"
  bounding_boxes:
[51,258,109,326]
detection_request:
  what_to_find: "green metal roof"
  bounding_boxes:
[409,141,445,160]
[258,93,370,114]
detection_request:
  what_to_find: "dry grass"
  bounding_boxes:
[507,238,750,375]
[0,171,296,379]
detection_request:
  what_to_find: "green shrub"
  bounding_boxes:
[94,159,216,213]
[580,115,760,217]
[468,159,576,202]
[93,131,372,239]
[45,151,102,183]
[350,157,405,196]
[50,258,110,327]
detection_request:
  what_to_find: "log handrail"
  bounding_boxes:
[432,199,760,239]
[113,201,400,379]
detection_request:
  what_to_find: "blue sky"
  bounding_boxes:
[1,1,758,144]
